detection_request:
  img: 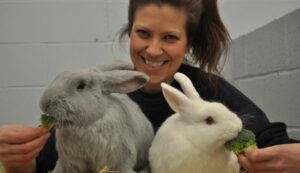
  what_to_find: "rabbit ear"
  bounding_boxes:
[101,70,149,94]
[97,60,134,72]
[174,72,200,100]
[161,82,192,113]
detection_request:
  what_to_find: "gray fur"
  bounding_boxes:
[40,62,154,173]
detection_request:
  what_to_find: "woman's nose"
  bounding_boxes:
[146,40,163,57]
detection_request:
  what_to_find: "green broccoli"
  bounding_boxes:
[40,113,58,129]
[225,128,257,155]
[0,161,5,173]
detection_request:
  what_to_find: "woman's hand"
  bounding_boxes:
[239,143,300,173]
[0,124,50,173]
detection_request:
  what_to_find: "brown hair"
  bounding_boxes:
[120,0,231,87]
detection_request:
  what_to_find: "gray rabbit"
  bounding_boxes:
[39,61,154,173]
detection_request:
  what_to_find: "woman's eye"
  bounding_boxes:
[136,29,150,38]
[164,35,178,42]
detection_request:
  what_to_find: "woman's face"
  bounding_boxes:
[130,4,188,93]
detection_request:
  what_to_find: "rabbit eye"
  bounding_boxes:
[205,116,215,125]
[77,80,86,90]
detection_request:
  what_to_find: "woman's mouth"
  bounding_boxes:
[145,59,164,67]
[142,56,168,68]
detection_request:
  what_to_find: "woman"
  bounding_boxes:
[0,0,299,173]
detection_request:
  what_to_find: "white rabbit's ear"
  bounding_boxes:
[97,60,134,72]
[161,82,192,113]
[174,72,200,100]
[101,70,149,94]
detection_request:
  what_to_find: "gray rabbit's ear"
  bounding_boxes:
[97,60,134,72]
[101,70,149,94]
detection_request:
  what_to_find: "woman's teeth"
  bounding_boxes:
[144,58,165,67]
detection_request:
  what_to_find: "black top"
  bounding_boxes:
[36,64,298,173]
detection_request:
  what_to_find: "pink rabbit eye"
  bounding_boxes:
[205,116,215,125]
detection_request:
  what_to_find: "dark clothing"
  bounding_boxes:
[36,128,57,173]
[36,64,298,173]
[128,64,298,146]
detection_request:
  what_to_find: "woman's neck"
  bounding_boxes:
[142,77,175,93]
[141,83,162,93]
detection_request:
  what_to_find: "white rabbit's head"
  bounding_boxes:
[161,73,242,150]
[40,62,148,127]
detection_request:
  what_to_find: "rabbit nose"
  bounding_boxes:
[237,127,242,134]
[42,100,53,113]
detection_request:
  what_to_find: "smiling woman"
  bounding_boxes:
[0,0,299,173]
[129,4,188,93]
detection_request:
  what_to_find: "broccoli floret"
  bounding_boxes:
[225,128,257,155]
[0,161,5,173]
[40,113,58,129]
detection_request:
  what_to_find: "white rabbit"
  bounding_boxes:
[40,61,154,173]
[149,72,242,173]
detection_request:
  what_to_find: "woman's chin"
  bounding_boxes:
[142,80,164,93]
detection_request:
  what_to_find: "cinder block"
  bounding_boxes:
[110,42,131,62]
[43,42,128,83]
[0,1,108,43]
[0,44,48,87]
[220,58,234,83]
[230,36,247,79]
[285,9,300,69]
[220,1,300,39]
[244,18,286,76]
[287,128,300,141]
[234,69,300,127]
[0,43,131,88]
[107,1,128,40]
[0,88,43,126]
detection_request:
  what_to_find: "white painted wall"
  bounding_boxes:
[0,0,299,140]
[229,9,300,140]
[219,0,300,39]
[0,0,131,126]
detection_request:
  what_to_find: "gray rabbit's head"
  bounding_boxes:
[40,62,148,127]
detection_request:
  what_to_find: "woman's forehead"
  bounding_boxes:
[133,4,187,31]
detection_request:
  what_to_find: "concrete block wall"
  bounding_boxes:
[0,0,131,126]
[0,1,299,142]
[230,9,300,140]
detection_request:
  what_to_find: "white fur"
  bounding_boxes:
[149,72,242,173]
